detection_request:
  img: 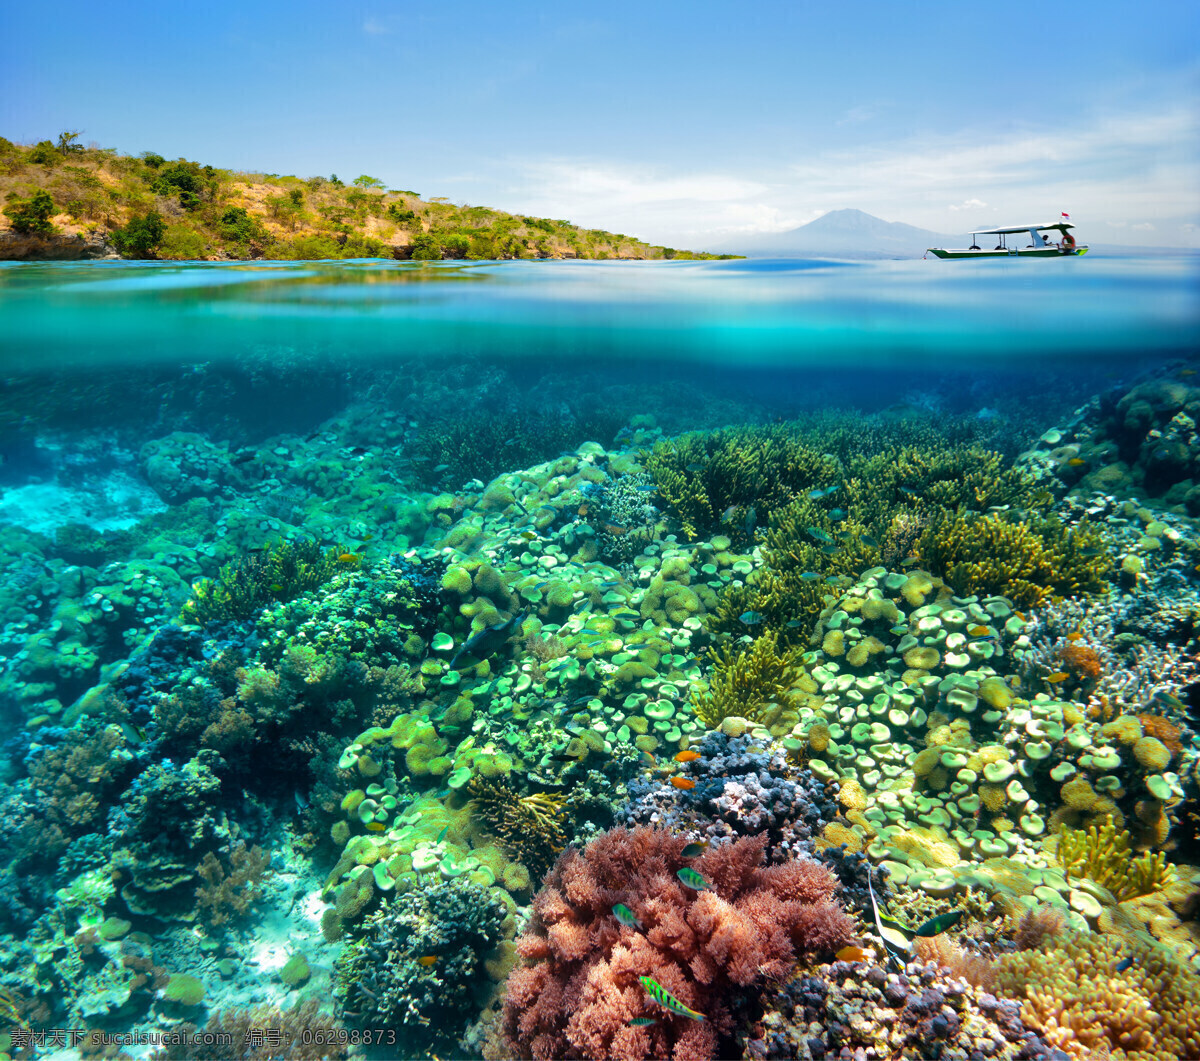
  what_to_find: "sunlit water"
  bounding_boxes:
[2,256,1196,379]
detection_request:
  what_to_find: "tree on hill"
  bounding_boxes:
[111,212,166,257]
[353,175,385,189]
[4,190,56,235]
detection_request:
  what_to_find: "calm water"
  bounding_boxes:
[1,255,1197,375]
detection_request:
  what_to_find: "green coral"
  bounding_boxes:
[916,513,1111,607]
[1057,815,1174,902]
[181,538,343,623]
[691,631,811,730]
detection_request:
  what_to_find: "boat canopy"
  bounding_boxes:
[972,223,1074,235]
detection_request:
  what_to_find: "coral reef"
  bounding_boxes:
[499,825,853,1060]
[337,877,507,1055]
[1056,815,1174,902]
[993,929,1200,1059]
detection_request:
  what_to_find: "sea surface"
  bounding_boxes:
[1,255,1199,1058]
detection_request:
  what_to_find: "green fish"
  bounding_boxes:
[914,909,963,937]
[821,544,840,555]
[800,572,820,581]
[786,619,805,628]
[685,463,705,472]
[1153,689,1186,711]
[890,624,909,636]
[860,534,879,548]
[806,526,832,543]
[435,825,450,843]
[676,867,710,891]
[680,842,708,858]
[630,1017,658,1026]
[639,976,705,1021]
[739,610,764,625]
[612,903,643,930]
[824,576,841,585]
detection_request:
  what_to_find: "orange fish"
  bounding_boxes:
[338,552,359,563]
[836,945,870,963]
[967,625,990,637]
[417,955,439,967]
[1066,631,1084,641]
[365,821,385,832]
[1015,611,1027,622]
[1046,672,1068,683]
[669,777,696,790]
[1067,457,1086,467]
[674,750,701,763]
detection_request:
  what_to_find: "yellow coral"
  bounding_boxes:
[903,645,940,670]
[993,930,1200,1060]
[1101,716,1143,746]
[1060,776,1098,811]
[1057,815,1174,901]
[838,778,868,812]
[691,632,808,729]
[821,629,845,657]
[1133,736,1170,771]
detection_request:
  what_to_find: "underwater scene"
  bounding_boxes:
[3,255,1200,1061]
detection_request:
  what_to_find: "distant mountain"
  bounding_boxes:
[720,209,959,259]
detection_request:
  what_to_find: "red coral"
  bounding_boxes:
[501,826,853,1061]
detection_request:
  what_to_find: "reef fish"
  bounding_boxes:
[1115,955,1135,973]
[836,945,870,963]
[639,977,705,1021]
[806,526,832,543]
[676,867,710,891]
[630,1017,658,1026]
[685,463,705,472]
[739,611,764,625]
[1045,672,1068,683]
[867,871,913,964]
[800,571,820,581]
[417,955,439,967]
[450,610,528,669]
[669,777,696,790]
[913,909,963,937]
[968,625,990,637]
[612,903,644,930]
[680,841,709,858]
[1067,457,1086,466]
[829,508,846,520]
[1153,689,1187,711]
[860,534,879,549]
[674,750,701,762]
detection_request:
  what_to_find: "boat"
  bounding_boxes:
[926,222,1088,259]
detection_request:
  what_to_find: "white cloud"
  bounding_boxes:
[1131,222,1156,231]
[494,104,1199,248]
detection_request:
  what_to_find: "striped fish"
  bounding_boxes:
[638,976,705,1021]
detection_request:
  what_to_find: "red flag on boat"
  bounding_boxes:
[1061,212,1070,219]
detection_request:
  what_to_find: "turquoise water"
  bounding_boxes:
[1,255,1196,375]
[2,255,1200,1056]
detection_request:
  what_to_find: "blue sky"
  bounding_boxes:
[2,0,1197,247]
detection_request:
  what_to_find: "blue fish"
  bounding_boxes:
[829,508,846,520]
[1115,955,1135,973]
[450,610,529,669]
[739,611,764,625]
[800,572,820,580]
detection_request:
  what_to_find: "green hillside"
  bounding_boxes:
[0,133,734,261]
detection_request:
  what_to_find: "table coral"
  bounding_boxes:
[499,825,853,1061]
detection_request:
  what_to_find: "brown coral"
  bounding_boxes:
[501,827,852,1061]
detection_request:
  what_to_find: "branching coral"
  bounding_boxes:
[468,776,569,877]
[691,632,811,730]
[500,826,853,1061]
[916,512,1111,607]
[993,930,1200,1060]
[180,537,343,624]
[1057,815,1174,901]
